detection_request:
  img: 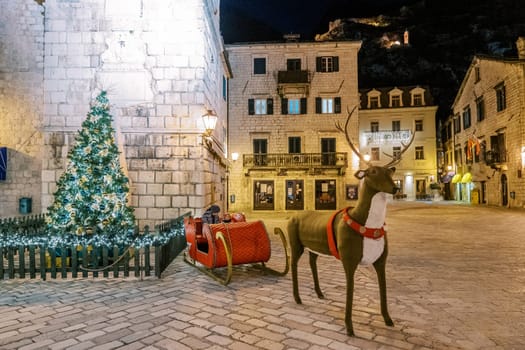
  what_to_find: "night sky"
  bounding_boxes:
[221,0,418,42]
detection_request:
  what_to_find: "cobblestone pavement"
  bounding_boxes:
[1,201,524,350]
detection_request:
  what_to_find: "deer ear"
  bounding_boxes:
[354,169,367,179]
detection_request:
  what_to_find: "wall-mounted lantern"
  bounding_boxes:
[202,110,218,137]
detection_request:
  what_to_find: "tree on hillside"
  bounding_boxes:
[46,91,135,246]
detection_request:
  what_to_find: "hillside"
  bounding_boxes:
[354,0,525,120]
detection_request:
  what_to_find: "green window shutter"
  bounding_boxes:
[333,56,339,72]
[315,97,322,113]
[267,98,273,115]
[300,98,307,114]
[334,97,341,113]
[248,99,255,115]
[316,57,322,72]
[281,98,288,115]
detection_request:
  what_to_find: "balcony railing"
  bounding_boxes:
[485,150,506,165]
[243,153,347,175]
[363,130,412,145]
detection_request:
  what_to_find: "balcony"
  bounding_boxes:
[363,130,412,145]
[277,70,310,97]
[485,150,506,168]
[243,152,347,175]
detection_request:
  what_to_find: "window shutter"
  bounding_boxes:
[315,97,322,113]
[281,98,288,115]
[0,147,7,181]
[248,99,255,115]
[316,57,322,72]
[334,97,341,113]
[333,56,339,72]
[300,98,307,114]
[267,98,273,115]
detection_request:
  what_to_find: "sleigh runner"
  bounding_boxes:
[183,215,289,285]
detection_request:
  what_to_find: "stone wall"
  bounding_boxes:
[0,0,45,217]
[1,0,228,224]
[40,0,227,227]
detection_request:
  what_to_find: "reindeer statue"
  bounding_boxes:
[287,106,414,336]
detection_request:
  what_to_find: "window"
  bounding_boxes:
[287,58,301,71]
[281,98,306,115]
[253,57,266,74]
[489,133,506,163]
[370,96,379,108]
[321,138,336,165]
[474,66,481,82]
[495,83,506,112]
[370,121,379,132]
[254,180,274,210]
[253,139,268,166]
[371,147,380,161]
[462,106,471,129]
[415,146,425,160]
[222,76,227,100]
[415,120,423,131]
[288,99,300,114]
[476,97,485,121]
[465,142,472,164]
[392,120,401,131]
[248,98,273,115]
[315,179,336,210]
[316,56,339,72]
[315,97,342,114]
[288,137,301,153]
[453,115,461,133]
[322,98,333,113]
[413,94,423,106]
[455,148,462,165]
[391,95,401,107]
[393,146,401,159]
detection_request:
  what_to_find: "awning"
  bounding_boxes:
[451,174,462,184]
[461,172,472,183]
[441,171,455,184]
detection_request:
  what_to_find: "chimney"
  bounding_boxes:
[517,37,525,59]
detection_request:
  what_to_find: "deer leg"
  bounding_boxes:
[291,245,304,304]
[338,251,360,337]
[309,251,324,299]
[373,257,394,327]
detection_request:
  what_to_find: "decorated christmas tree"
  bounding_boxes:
[46,91,135,246]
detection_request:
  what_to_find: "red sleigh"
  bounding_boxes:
[183,214,289,285]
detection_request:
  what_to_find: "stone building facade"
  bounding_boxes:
[358,86,438,200]
[0,0,45,218]
[0,0,229,227]
[444,39,525,208]
[225,40,363,213]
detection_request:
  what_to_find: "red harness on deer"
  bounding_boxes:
[326,206,386,260]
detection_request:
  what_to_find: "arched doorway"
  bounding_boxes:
[501,174,508,206]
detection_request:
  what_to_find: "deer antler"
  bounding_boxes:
[335,106,369,165]
[382,130,415,167]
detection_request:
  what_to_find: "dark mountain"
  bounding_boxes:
[355,0,525,121]
[220,0,525,122]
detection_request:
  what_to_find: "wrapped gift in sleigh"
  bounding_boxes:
[183,214,289,285]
